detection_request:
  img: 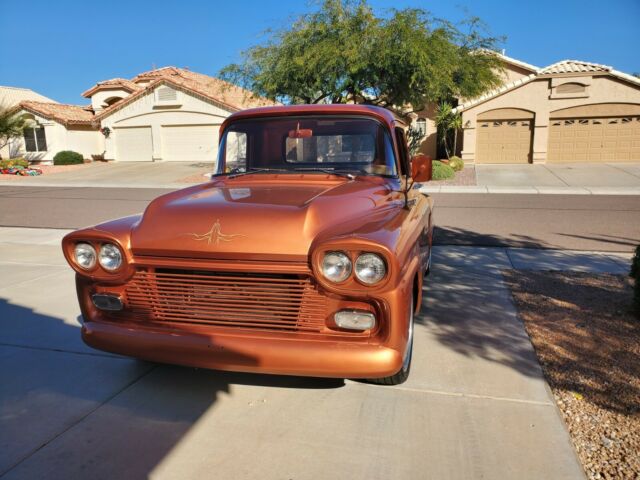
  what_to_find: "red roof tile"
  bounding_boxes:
[19,101,97,127]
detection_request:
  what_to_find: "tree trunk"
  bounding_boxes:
[453,129,458,156]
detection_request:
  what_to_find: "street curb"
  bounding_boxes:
[420,185,640,195]
[0,182,187,189]
[2,182,640,195]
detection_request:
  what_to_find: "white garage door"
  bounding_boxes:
[162,125,218,162]
[115,127,153,162]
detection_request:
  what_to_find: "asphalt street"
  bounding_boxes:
[0,185,638,251]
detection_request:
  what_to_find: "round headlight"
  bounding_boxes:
[355,253,386,285]
[321,251,352,283]
[99,243,123,271]
[74,243,96,270]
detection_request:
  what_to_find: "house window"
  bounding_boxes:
[23,127,47,152]
[415,117,427,137]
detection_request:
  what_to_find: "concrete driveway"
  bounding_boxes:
[0,227,596,480]
[477,163,640,189]
[426,162,640,194]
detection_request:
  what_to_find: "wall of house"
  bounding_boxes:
[411,103,438,159]
[3,112,102,163]
[18,115,66,163]
[460,74,640,163]
[499,64,536,84]
[100,87,231,161]
[66,128,104,159]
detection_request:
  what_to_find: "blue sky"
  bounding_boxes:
[1,0,638,104]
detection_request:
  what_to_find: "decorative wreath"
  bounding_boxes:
[100,126,111,138]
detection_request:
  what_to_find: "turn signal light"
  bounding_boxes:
[334,310,376,330]
[92,294,124,311]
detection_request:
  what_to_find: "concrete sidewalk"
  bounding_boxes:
[3,228,631,479]
[424,162,640,195]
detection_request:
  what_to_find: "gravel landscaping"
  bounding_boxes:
[429,164,477,186]
[504,270,639,480]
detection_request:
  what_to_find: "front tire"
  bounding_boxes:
[367,298,414,385]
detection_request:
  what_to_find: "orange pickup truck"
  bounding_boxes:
[62,104,434,385]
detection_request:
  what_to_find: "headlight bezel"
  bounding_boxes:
[354,252,387,285]
[316,247,391,288]
[98,243,123,272]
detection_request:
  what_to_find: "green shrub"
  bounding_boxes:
[53,150,84,165]
[448,156,464,172]
[631,245,640,317]
[432,160,455,180]
[0,158,29,168]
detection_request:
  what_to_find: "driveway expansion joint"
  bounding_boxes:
[349,382,554,406]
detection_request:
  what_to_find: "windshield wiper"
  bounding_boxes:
[292,167,357,180]
[227,167,289,179]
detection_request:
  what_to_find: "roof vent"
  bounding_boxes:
[157,87,177,102]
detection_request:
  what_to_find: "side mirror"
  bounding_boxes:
[411,154,432,182]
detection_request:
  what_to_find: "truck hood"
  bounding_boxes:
[130,178,398,261]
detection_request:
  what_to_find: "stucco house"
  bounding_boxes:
[0,86,59,160]
[411,53,539,160]
[7,67,275,163]
[454,59,640,164]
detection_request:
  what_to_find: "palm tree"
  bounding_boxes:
[434,101,462,158]
[435,102,452,159]
[450,111,462,156]
[0,106,28,159]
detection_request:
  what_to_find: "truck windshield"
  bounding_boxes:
[216,116,398,177]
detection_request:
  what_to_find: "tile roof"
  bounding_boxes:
[539,60,611,75]
[455,59,640,112]
[138,67,277,108]
[95,67,278,122]
[539,60,640,86]
[0,86,57,107]
[18,101,97,127]
[82,78,142,97]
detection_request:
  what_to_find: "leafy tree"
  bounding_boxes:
[0,106,28,159]
[221,0,504,116]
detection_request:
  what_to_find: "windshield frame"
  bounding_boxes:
[214,114,400,179]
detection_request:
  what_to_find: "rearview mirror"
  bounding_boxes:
[288,128,313,139]
[411,154,432,182]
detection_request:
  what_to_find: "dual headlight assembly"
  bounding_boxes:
[74,242,123,272]
[321,251,386,285]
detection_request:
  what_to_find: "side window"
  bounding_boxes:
[23,127,47,152]
[415,117,427,137]
[35,127,47,151]
[223,131,247,173]
[395,127,409,176]
[24,128,37,152]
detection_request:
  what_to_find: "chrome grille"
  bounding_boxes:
[121,269,328,333]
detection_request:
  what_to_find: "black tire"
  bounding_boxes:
[367,298,414,385]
